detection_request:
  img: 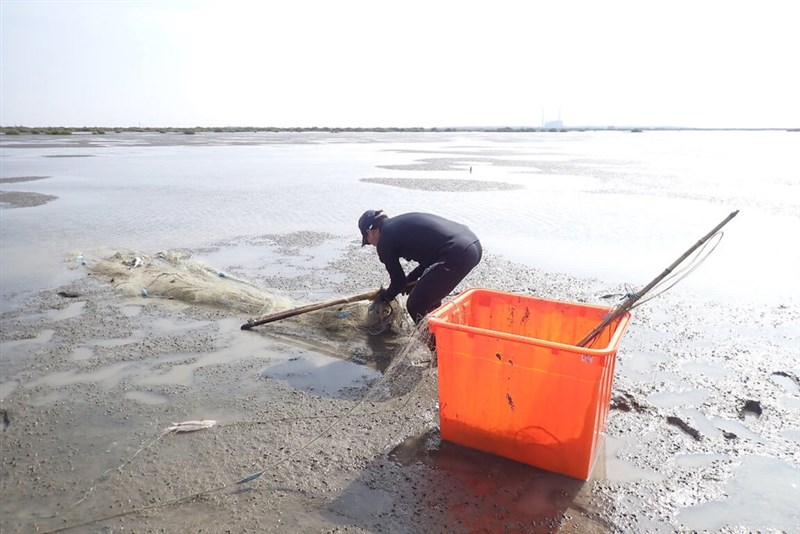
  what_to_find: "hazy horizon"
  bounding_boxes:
[2,124,797,131]
[2,1,798,130]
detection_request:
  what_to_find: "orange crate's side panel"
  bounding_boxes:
[436,333,611,478]
[429,288,629,480]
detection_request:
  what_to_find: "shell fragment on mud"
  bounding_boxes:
[163,419,217,434]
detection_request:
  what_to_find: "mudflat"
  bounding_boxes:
[1,232,798,533]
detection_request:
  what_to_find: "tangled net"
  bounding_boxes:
[87,250,291,315]
[86,250,414,342]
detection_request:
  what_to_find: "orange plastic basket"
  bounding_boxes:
[427,288,631,480]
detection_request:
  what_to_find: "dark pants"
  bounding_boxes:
[407,240,483,324]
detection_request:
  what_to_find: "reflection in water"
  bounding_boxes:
[260,353,381,397]
[380,429,610,533]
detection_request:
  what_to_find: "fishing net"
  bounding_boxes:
[310,293,406,337]
[86,250,416,343]
[290,293,431,395]
[87,250,292,315]
[358,319,437,401]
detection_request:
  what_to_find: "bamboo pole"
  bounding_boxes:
[576,210,739,347]
[240,281,417,330]
[241,289,380,330]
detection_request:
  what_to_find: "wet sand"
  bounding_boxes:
[1,229,798,533]
[0,191,58,208]
[0,176,58,208]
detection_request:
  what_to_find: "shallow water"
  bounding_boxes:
[2,130,798,309]
[677,455,799,532]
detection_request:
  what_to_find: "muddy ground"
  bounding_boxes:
[1,232,798,533]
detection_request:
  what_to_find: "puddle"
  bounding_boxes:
[151,317,212,333]
[600,434,665,482]
[647,388,711,409]
[26,361,141,389]
[0,330,55,362]
[780,428,800,442]
[71,346,95,360]
[135,358,197,387]
[124,390,170,405]
[677,455,800,531]
[331,480,394,521]
[674,407,724,439]
[46,300,86,321]
[7,317,278,391]
[771,372,800,394]
[779,396,800,410]
[708,415,764,443]
[196,237,346,281]
[674,452,728,468]
[29,390,69,406]
[261,352,381,397]
[0,380,20,399]
[119,305,143,317]
[681,361,735,379]
[136,319,277,386]
[618,349,669,375]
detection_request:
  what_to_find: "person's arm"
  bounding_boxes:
[406,265,424,284]
[381,256,408,301]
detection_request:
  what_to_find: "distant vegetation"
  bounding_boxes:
[1,125,795,135]
[3,127,76,135]
[0,125,498,135]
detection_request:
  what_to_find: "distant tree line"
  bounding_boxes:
[0,125,552,135]
[1,125,794,135]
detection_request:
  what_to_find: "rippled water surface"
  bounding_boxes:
[2,130,798,307]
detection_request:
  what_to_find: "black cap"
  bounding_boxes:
[358,209,384,246]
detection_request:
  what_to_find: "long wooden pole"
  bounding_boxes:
[240,281,418,330]
[576,210,739,347]
[241,289,381,330]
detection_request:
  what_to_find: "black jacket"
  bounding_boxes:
[376,212,479,300]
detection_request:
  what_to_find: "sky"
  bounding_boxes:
[1,0,798,129]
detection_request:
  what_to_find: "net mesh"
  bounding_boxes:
[87,251,291,315]
[86,250,428,356]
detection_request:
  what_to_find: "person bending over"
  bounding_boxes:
[358,210,482,324]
